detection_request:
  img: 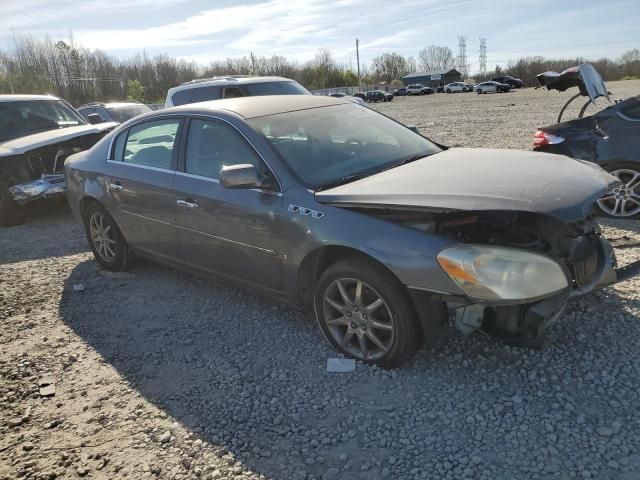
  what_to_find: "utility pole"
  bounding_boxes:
[355,38,361,90]
[250,52,256,75]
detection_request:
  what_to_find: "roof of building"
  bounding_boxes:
[402,69,461,79]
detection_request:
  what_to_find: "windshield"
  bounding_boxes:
[248,104,441,188]
[0,99,85,143]
[107,105,152,123]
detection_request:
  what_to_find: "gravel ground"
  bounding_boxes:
[1,81,640,480]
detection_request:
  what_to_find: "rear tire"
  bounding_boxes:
[0,186,25,227]
[314,256,420,369]
[83,202,135,271]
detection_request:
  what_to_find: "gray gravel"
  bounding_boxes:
[1,81,640,480]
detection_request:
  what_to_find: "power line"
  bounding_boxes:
[479,37,487,76]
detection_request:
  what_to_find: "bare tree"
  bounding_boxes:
[371,52,408,83]
[406,56,417,73]
[417,46,455,71]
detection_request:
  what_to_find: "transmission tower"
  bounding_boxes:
[457,36,468,78]
[479,37,487,76]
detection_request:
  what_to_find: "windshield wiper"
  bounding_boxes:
[391,153,428,167]
[315,173,371,192]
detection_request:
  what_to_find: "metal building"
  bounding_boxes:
[402,69,462,89]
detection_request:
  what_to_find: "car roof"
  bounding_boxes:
[170,95,345,119]
[169,76,297,93]
[0,94,60,102]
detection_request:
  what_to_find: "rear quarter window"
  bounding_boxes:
[620,98,640,120]
[171,89,194,106]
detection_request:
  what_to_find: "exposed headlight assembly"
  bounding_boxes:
[437,245,568,301]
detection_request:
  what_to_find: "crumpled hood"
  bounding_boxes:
[315,148,619,222]
[0,123,117,157]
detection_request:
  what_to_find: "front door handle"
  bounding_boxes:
[176,199,199,209]
[109,182,124,191]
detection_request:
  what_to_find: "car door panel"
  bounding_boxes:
[104,117,183,262]
[173,175,285,292]
[173,118,286,292]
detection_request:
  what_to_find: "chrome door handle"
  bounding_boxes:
[176,199,199,209]
[109,183,124,191]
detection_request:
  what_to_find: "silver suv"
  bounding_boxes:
[164,76,310,108]
[406,84,424,95]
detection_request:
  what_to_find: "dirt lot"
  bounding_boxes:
[1,81,640,480]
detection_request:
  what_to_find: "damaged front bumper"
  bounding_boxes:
[418,236,640,343]
[8,174,66,204]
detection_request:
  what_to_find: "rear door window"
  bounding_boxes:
[222,87,244,99]
[193,86,221,102]
[122,119,181,169]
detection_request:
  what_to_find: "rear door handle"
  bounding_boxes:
[176,199,199,209]
[109,182,124,191]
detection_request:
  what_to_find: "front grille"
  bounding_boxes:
[572,248,599,287]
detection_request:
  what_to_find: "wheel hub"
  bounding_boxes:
[89,212,117,262]
[597,168,640,217]
[322,278,395,361]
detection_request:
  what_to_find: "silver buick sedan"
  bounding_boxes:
[65,95,640,368]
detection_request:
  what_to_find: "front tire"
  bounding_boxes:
[83,202,135,271]
[596,162,640,219]
[446,89,451,93]
[477,89,482,94]
[314,257,420,369]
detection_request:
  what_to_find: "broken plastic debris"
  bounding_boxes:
[73,283,85,292]
[9,174,66,203]
[326,358,355,372]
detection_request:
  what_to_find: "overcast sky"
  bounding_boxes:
[1,0,638,72]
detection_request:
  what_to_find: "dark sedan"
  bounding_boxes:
[65,96,640,367]
[491,76,525,88]
[534,63,640,219]
[365,90,393,102]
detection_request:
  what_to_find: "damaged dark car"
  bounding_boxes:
[534,64,640,218]
[0,94,117,226]
[64,96,640,368]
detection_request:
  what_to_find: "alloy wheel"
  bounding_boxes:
[322,278,395,361]
[597,168,640,217]
[89,212,117,262]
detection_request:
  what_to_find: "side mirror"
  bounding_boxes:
[407,125,419,134]
[86,113,104,124]
[219,164,262,189]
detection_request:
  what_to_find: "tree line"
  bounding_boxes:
[0,34,638,106]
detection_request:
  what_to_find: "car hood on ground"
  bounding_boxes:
[536,63,609,103]
[0,123,118,157]
[315,148,618,223]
